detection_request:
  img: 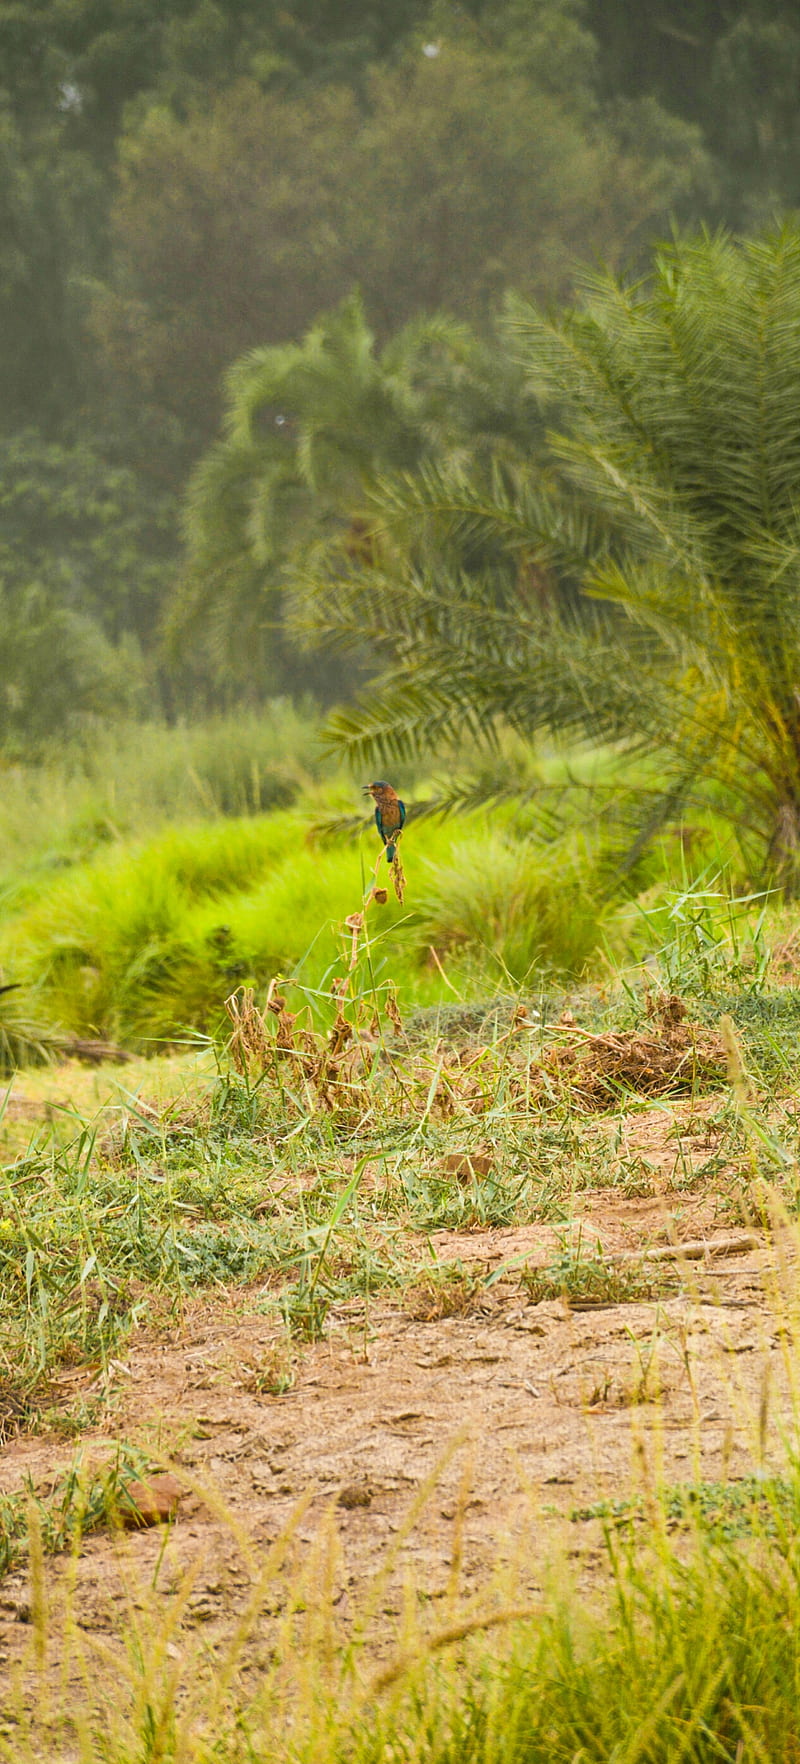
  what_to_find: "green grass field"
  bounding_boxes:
[0,713,763,1065]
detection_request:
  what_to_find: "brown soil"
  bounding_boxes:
[1,1102,797,1732]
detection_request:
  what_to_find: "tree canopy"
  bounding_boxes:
[2,0,800,734]
[93,40,711,456]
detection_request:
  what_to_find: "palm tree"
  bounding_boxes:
[303,224,800,882]
[170,292,541,693]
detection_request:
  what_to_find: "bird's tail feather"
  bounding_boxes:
[386,843,396,864]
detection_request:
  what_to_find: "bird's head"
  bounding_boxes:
[363,780,393,800]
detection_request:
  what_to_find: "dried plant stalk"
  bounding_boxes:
[391,852,406,903]
[225,988,270,1076]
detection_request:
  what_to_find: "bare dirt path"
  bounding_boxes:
[1,1069,798,1764]
[0,1194,793,1705]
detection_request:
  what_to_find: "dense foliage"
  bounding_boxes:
[2,0,799,735]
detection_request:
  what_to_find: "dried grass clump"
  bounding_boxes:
[225,986,272,1077]
[224,883,402,1114]
[226,970,547,1122]
[533,993,727,1108]
[0,1378,50,1445]
[225,980,382,1115]
[404,1267,482,1321]
[768,927,800,985]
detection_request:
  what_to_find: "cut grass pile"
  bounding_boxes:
[534,991,728,1107]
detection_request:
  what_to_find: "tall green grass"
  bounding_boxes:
[338,1504,800,1763]
[1,814,301,1044]
[0,805,622,1048]
[0,713,785,1058]
[416,830,609,982]
[0,814,788,1054]
[0,704,327,886]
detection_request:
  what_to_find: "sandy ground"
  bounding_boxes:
[0,1086,797,1750]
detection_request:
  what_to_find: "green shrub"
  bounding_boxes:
[0,814,304,1045]
[0,984,62,1073]
[416,832,607,981]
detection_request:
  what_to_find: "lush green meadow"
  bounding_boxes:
[0,711,761,1066]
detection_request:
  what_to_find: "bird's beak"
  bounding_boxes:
[362,785,374,797]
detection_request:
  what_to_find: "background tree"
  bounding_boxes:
[92,36,712,459]
[3,0,800,744]
[587,0,800,219]
[0,431,176,649]
[0,430,179,734]
[0,0,435,155]
[0,99,105,432]
[0,583,144,749]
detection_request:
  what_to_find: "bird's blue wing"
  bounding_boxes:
[374,805,386,843]
[398,800,407,830]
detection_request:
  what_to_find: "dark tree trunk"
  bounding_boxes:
[768,800,800,894]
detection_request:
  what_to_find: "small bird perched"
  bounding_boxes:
[364,780,406,863]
